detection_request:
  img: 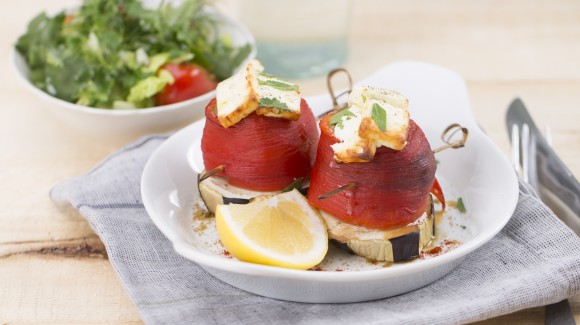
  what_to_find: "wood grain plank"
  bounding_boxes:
[0,255,141,324]
[0,235,105,259]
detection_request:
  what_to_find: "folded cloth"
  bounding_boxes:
[50,135,580,325]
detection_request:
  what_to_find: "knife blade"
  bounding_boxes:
[506,98,580,235]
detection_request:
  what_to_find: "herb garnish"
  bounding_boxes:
[258,97,290,111]
[329,108,355,128]
[457,197,467,213]
[258,79,299,92]
[361,94,367,102]
[281,177,303,193]
[258,72,277,79]
[371,103,387,131]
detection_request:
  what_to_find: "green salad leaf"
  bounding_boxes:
[127,69,174,103]
[15,0,253,109]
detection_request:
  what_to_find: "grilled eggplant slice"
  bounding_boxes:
[197,174,279,213]
[321,195,435,262]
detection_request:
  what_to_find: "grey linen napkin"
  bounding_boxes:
[50,135,580,325]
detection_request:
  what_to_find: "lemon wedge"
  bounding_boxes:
[215,189,328,270]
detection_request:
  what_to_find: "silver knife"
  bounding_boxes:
[506,98,580,235]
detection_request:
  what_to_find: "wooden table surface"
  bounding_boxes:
[1,0,579,323]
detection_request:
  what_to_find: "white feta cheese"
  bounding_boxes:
[330,107,377,162]
[349,86,408,110]
[216,60,301,128]
[331,85,410,162]
[216,61,260,128]
[254,73,301,120]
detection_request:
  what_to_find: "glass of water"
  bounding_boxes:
[238,0,351,79]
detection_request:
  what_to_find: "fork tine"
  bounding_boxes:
[521,124,530,183]
[528,129,539,190]
[545,125,553,147]
[511,124,521,176]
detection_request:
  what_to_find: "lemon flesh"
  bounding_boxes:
[215,189,328,270]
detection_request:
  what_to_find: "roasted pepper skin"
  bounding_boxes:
[307,113,437,230]
[201,98,319,191]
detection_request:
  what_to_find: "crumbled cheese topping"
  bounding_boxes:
[330,86,410,163]
[216,60,301,128]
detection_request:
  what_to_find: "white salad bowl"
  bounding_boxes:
[141,61,519,303]
[11,9,255,138]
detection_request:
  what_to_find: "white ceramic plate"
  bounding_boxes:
[141,61,519,303]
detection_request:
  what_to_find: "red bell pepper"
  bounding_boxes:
[307,113,438,229]
[201,98,319,191]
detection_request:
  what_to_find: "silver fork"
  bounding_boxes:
[511,124,553,189]
[511,123,534,185]
[510,123,576,325]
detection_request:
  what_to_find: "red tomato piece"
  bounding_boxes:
[430,177,446,210]
[155,63,217,105]
[307,114,437,230]
[201,98,319,192]
[64,14,75,24]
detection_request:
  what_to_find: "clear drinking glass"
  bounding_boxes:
[238,0,351,79]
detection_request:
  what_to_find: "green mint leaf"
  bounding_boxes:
[371,103,387,131]
[258,72,277,79]
[329,108,355,126]
[361,94,366,102]
[457,197,467,213]
[258,97,290,111]
[258,78,299,92]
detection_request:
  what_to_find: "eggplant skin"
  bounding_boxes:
[198,175,279,214]
[198,175,223,214]
[222,197,251,205]
[391,231,421,262]
[324,195,435,262]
